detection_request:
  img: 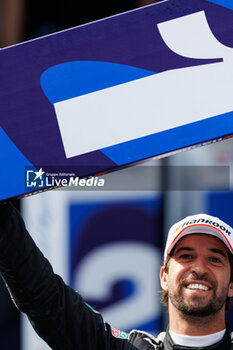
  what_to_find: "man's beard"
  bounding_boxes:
[168,272,229,317]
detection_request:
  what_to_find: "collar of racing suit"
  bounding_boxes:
[164,327,232,350]
[129,327,233,350]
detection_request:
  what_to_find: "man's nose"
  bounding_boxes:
[190,257,208,275]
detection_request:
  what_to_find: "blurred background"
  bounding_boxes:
[1,1,233,349]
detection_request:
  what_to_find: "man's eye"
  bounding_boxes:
[180,254,193,260]
[210,257,221,263]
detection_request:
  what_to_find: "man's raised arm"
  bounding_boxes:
[0,202,131,350]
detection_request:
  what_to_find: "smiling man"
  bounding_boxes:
[0,205,233,349]
[159,214,233,349]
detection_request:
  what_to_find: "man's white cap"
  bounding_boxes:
[164,213,233,261]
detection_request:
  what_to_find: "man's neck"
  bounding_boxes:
[168,304,226,335]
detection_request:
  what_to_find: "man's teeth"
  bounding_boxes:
[186,284,209,291]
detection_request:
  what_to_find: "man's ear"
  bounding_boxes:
[160,265,168,291]
[228,281,233,298]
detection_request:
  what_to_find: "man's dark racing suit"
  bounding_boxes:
[0,203,232,350]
